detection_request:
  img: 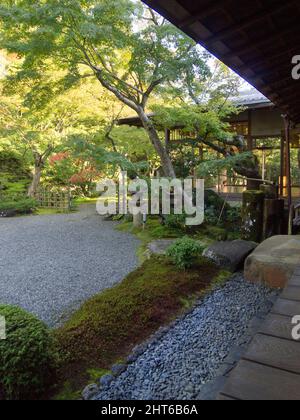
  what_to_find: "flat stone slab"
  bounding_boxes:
[203,240,257,272]
[147,239,177,256]
[245,334,300,374]
[244,235,300,288]
[220,359,300,400]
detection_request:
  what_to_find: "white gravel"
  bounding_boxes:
[95,274,277,400]
[0,204,140,327]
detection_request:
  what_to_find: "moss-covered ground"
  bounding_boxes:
[51,255,229,399]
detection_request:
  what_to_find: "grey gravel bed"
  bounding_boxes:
[95,274,277,400]
[0,204,140,327]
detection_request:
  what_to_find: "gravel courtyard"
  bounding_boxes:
[0,204,140,327]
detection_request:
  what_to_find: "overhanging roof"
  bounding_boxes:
[118,90,273,127]
[142,0,300,123]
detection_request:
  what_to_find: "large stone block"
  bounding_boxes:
[244,235,300,288]
[203,240,257,272]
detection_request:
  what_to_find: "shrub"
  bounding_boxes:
[166,237,205,270]
[164,213,187,231]
[0,197,37,216]
[0,305,57,400]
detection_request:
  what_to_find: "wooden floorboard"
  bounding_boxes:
[218,266,300,400]
[258,313,295,341]
[244,334,300,374]
[221,360,300,401]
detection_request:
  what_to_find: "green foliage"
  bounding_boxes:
[0,151,31,197]
[204,225,228,241]
[0,197,37,215]
[164,213,187,231]
[167,237,205,270]
[0,305,57,400]
[197,152,255,178]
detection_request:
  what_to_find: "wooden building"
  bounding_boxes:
[141,0,300,210]
[118,89,300,200]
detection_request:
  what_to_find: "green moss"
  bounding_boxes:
[53,256,221,396]
[204,225,228,241]
[87,368,111,383]
[53,382,81,401]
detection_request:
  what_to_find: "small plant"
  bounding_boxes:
[0,305,57,400]
[167,237,205,270]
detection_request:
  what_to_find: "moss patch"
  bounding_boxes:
[53,256,222,397]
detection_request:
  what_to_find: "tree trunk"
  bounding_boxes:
[28,164,42,198]
[233,154,262,190]
[138,109,176,178]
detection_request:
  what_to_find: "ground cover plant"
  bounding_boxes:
[52,256,227,398]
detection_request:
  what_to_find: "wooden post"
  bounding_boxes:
[246,109,254,190]
[280,134,285,197]
[262,198,285,240]
[283,115,292,208]
[241,190,265,242]
[247,109,253,151]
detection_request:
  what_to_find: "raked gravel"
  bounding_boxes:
[0,204,140,327]
[95,274,277,400]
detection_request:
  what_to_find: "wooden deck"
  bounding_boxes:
[218,270,300,400]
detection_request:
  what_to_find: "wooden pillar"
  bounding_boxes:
[280,134,285,197]
[283,115,292,208]
[247,109,253,151]
[247,109,254,190]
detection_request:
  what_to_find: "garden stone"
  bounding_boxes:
[82,383,99,400]
[111,364,127,377]
[147,239,177,256]
[203,240,257,271]
[244,235,300,288]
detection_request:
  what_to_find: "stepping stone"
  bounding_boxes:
[203,240,257,272]
[244,235,300,288]
[147,239,177,256]
[220,359,300,400]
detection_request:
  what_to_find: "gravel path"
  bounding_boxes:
[95,274,277,400]
[0,204,140,327]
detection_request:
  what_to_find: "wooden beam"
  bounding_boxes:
[237,47,300,73]
[222,24,299,62]
[177,0,224,28]
[203,1,291,46]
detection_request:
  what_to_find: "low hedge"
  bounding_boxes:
[0,197,37,216]
[0,305,57,400]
